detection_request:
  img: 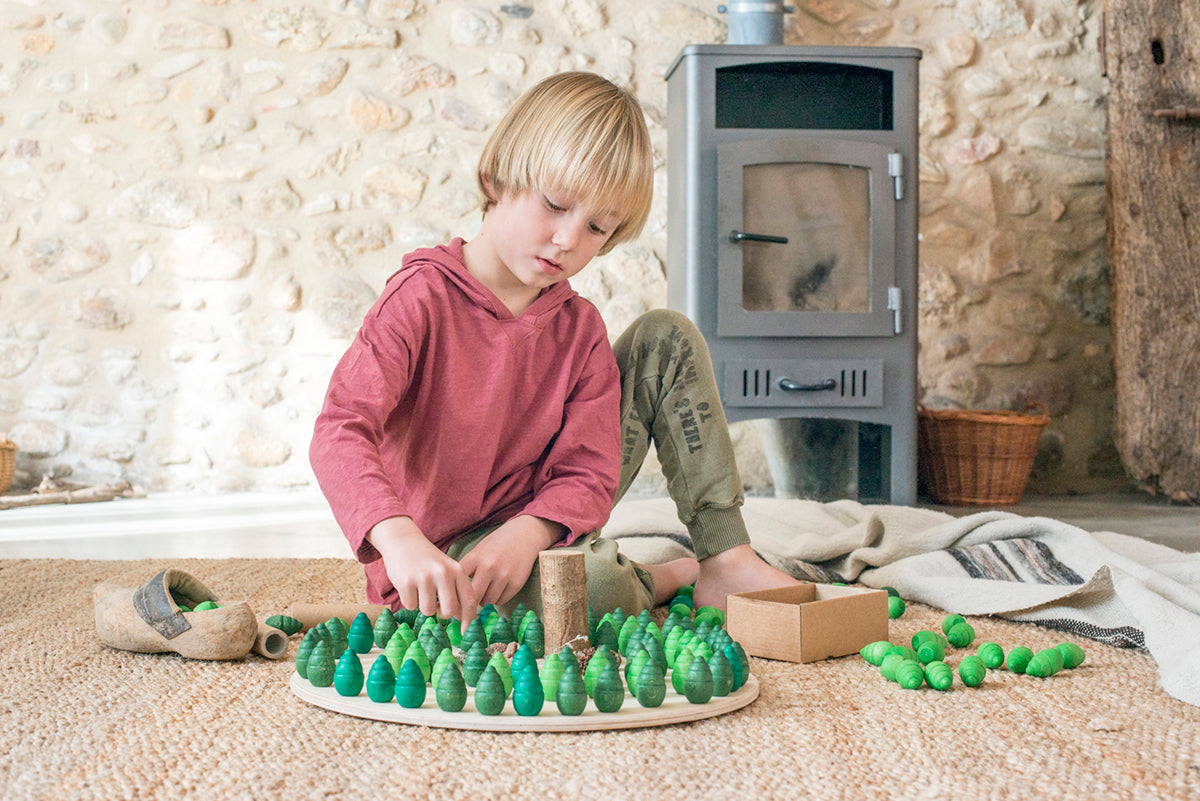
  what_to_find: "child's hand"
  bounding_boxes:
[459,515,564,607]
[368,517,477,621]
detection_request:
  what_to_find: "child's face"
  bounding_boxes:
[485,187,621,292]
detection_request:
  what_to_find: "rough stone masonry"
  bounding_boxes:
[0,0,1120,496]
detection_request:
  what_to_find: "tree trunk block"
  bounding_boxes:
[538,550,589,654]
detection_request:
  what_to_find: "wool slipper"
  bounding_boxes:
[94,569,257,660]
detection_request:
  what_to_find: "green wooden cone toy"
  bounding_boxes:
[593,619,619,652]
[860,640,892,666]
[487,651,513,697]
[947,621,976,648]
[584,648,610,697]
[625,645,650,696]
[306,640,336,688]
[430,647,458,692]
[511,644,537,678]
[346,612,374,654]
[461,616,486,653]
[555,666,587,716]
[295,628,320,679]
[435,662,467,713]
[365,655,396,703]
[723,643,745,691]
[1007,646,1035,674]
[487,615,515,645]
[895,660,925,690]
[610,607,627,630]
[977,641,1006,669]
[383,631,408,676]
[617,616,640,654]
[511,603,529,634]
[958,654,987,687]
[372,608,398,649]
[463,640,489,687]
[664,626,685,667]
[517,609,538,642]
[729,642,750,683]
[917,640,946,664]
[709,650,734,697]
[557,645,579,675]
[540,653,563,703]
[403,639,431,683]
[1055,642,1086,669]
[668,602,692,621]
[635,662,666,708]
[512,666,545,717]
[672,648,695,696]
[522,617,546,658]
[644,634,668,675]
[395,658,427,709]
[924,660,953,691]
[684,655,714,704]
[474,666,507,716]
[266,614,303,637]
[592,661,625,713]
[334,649,364,697]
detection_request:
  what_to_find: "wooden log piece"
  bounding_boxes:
[285,603,389,633]
[253,621,290,659]
[539,550,588,654]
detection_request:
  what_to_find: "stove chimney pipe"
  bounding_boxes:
[717,2,795,45]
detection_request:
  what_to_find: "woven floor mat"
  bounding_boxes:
[1,558,1197,801]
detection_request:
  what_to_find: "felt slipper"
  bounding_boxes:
[94,569,257,660]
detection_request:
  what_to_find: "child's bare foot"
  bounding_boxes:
[692,544,800,611]
[643,558,701,605]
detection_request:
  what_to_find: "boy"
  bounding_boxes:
[310,72,797,622]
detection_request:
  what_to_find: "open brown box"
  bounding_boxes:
[725,583,889,663]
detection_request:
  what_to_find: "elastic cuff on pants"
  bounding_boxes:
[686,505,750,561]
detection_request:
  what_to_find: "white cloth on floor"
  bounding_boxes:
[604,496,1200,708]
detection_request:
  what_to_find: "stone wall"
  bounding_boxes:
[0,0,1121,497]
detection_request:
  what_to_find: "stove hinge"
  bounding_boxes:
[888,153,904,200]
[887,287,902,334]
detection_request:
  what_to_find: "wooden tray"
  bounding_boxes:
[290,670,758,732]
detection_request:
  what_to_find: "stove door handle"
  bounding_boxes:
[778,377,837,392]
[730,230,789,245]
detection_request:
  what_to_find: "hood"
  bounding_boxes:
[400,237,577,325]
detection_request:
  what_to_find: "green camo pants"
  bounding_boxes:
[448,309,750,617]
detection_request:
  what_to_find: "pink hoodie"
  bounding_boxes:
[310,239,621,604]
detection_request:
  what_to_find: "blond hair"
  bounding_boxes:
[476,72,654,255]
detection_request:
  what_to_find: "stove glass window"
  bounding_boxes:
[741,162,871,313]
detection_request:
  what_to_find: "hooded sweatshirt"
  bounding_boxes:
[310,239,621,604]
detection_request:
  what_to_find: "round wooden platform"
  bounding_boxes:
[290,669,758,732]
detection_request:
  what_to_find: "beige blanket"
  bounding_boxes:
[606,497,1200,707]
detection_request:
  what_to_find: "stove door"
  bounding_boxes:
[717,137,898,337]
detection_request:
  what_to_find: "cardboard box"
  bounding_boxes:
[725,584,889,663]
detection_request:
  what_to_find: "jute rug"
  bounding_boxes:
[2,557,1197,801]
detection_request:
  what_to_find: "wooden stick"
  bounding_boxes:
[539,550,588,653]
[0,480,144,510]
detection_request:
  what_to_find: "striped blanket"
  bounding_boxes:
[604,496,1200,707]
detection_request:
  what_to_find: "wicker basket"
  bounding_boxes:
[0,437,16,495]
[917,404,1050,506]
